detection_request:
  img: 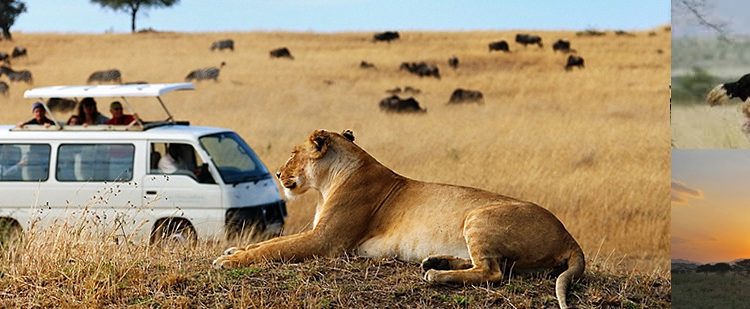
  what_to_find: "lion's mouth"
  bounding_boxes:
[284,182,297,190]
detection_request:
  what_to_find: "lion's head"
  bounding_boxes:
[277,129,356,198]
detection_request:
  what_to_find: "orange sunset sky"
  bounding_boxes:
[672,150,750,263]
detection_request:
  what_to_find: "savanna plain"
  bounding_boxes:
[0,29,670,307]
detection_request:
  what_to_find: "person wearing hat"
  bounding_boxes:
[16,102,55,128]
[106,101,139,126]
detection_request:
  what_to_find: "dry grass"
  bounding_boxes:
[0,28,670,306]
[671,102,750,148]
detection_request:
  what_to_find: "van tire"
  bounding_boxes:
[150,218,197,246]
[0,218,22,248]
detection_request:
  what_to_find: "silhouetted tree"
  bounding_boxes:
[90,0,180,33]
[735,259,750,275]
[0,0,27,40]
[713,262,732,273]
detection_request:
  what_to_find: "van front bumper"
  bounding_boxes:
[224,200,287,239]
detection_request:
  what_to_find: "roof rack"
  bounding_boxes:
[16,83,194,131]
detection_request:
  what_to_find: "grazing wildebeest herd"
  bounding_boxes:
[0,29,651,116]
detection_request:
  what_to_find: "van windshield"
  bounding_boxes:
[199,132,269,184]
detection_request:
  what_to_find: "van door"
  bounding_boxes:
[50,142,144,240]
[142,141,223,240]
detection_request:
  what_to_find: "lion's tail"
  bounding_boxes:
[555,246,585,309]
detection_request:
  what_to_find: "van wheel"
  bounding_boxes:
[0,218,22,248]
[150,219,197,246]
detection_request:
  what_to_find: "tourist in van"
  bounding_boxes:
[68,97,109,126]
[17,102,55,128]
[106,101,140,127]
[0,145,25,180]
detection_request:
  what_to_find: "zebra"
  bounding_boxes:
[87,69,122,84]
[0,66,32,84]
[185,62,225,82]
[210,39,234,51]
[0,81,8,96]
[11,46,27,58]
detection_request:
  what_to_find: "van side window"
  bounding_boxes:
[57,144,134,182]
[0,143,50,182]
[150,142,215,184]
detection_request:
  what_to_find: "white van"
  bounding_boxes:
[0,83,286,244]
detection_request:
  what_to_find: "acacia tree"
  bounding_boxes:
[0,0,27,40]
[90,0,179,33]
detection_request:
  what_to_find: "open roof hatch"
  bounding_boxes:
[18,83,195,131]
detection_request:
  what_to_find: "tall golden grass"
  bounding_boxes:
[0,28,670,281]
[672,103,750,148]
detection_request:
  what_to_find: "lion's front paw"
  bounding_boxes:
[423,269,438,282]
[223,247,242,256]
[212,255,239,269]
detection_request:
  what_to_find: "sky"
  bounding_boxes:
[673,0,750,37]
[672,150,750,264]
[12,0,670,34]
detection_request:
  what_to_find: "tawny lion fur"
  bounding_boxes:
[213,129,585,309]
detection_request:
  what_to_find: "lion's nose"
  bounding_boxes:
[275,171,281,178]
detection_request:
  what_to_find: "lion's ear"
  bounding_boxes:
[310,130,329,157]
[342,130,355,142]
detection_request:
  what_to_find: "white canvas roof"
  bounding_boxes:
[23,83,194,99]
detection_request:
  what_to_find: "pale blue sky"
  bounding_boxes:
[13,0,670,33]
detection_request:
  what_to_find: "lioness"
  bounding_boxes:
[213,129,585,309]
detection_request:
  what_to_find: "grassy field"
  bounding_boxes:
[671,102,750,148]
[673,271,750,308]
[0,28,670,307]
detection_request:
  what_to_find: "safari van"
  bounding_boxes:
[0,83,286,244]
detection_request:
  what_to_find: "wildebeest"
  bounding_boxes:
[0,65,32,83]
[565,55,585,70]
[373,31,400,42]
[0,81,8,96]
[515,34,543,48]
[379,95,426,113]
[400,62,440,79]
[269,47,294,59]
[448,56,459,69]
[87,69,122,84]
[488,40,510,52]
[11,46,27,58]
[46,97,77,112]
[386,86,421,95]
[448,88,484,104]
[0,52,8,63]
[360,61,376,69]
[210,39,235,51]
[706,73,750,106]
[552,39,571,53]
[614,30,635,37]
[185,62,225,82]
[576,29,606,37]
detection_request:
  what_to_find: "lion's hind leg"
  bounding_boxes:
[421,255,473,271]
[423,257,503,284]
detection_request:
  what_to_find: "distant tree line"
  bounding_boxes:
[693,259,750,275]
